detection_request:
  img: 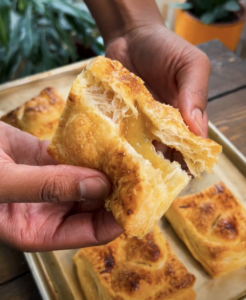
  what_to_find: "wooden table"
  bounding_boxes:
[0,40,246,300]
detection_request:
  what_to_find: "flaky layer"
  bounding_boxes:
[166,182,246,278]
[73,225,196,300]
[0,87,65,140]
[47,56,221,237]
[85,57,222,179]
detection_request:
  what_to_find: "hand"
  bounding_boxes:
[0,122,123,251]
[105,24,210,138]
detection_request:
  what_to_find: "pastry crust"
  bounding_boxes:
[166,181,246,278]
[73,225,196,300]
[0,87,65,140]
[47,56,221,237]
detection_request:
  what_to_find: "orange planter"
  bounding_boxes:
[175,7,246,51]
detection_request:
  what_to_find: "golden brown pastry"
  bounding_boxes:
[47,56,221,237]
[0,87,65,140]
[73,225,196,300]
[166,181,246,278]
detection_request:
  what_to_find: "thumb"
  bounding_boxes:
[177,50,211,138]
[0,162,110,204]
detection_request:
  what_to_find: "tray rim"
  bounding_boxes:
[24,252,57,300]
[0,58,92,92]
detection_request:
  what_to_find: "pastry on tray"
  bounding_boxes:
[0,87,65,140]
[73,225,196,300]
[47,56,221,237]
[166,181,246,278]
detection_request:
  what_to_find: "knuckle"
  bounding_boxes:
[40,176,65,203]
[194,88,208,102]
[193,50,211,71]
[200,52,211,69]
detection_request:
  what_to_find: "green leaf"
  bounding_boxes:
[37,18,51,26]
[0,7,11,47]
[21,5,33,56]
[48,0,95,26]
[0,15,8,47]
[200,11,216,24]
[213,5,229,20]
[0,0,11,8]
[17,0,27,13]
[224,1,240,12]
[192,0,213,11]
[0,0,103,83]
[169,2,193,10]
[32,0,45,15]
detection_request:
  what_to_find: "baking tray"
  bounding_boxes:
[0,60,246,300]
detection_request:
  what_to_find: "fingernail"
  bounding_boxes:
[79,177,109,201]
[191,108,203,135]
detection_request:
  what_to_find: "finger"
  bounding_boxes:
[176,50,211,137]
[18,210,124,251]
[152,140,168,154]
[72,199,105,213]
[0,122,56,166]
[0,162,110,204]
[53,210,123,250]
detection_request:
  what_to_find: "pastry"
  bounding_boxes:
[73,225,196,300]
[166,181,246,277]
[0,87,65,140]
[47,56,221,237]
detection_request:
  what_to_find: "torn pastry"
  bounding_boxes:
[73,225,196,300]
[47,56,222,237]
[1,87,65,140]
[166,181,246,278]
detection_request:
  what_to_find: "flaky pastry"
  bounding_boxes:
[47,56,221,237]
[0,87,65,140]
[166,181,246,278]
[73,225,196,300]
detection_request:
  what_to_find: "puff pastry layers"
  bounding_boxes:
[73,225,196,300]
[0,87,65,140]
[47,56,221,237]
[166,182,246,278]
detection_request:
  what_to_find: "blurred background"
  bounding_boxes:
[0,0,246,84]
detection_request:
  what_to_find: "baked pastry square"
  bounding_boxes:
[166,181,246,278]
[47,56,221,237]
[1,87,65,140]
[73,225,196,300]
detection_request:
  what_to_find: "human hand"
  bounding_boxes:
[0,122,123,251]
[105,25,210,138]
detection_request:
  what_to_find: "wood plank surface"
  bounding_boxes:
[198,40,246,100]
[0,241,29,285]
[207,88,246,156]
[0,273,42,300]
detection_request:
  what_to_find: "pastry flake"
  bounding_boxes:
[47,56,221,237]
[0,87,65,140]
[166,181,246,277]
[73,225,196,300]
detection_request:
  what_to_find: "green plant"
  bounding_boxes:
[171,0,241,24]
[0,0,104,84]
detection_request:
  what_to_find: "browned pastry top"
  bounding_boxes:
[74,226,196,300]
[1,87,65,140]
[173,182,246,245]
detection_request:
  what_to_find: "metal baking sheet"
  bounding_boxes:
[0,61,246,300]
